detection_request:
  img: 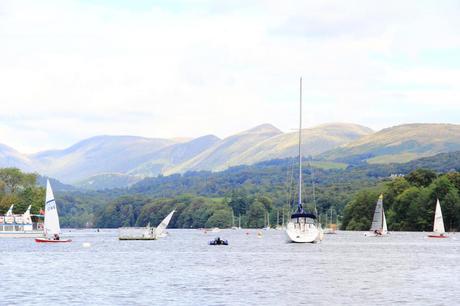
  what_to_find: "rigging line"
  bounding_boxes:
[285,156,296,211]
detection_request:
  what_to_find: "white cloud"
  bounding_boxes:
[0,0,459,152]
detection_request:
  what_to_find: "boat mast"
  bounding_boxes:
[298,77,303,212]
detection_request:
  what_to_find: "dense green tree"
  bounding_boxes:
[342,190,380,230]
[0,168,36,193]
[246,201,266,228]
[205,209,232,228]
[405,168,437,187]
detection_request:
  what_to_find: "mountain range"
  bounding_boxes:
[1,122,459,188]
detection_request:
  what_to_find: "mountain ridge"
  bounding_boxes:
[1,122,459,185]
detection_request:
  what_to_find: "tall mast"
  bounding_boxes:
[298,77,303,211]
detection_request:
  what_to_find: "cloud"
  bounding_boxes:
[0,0,459,152]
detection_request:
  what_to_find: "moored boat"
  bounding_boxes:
[0,205,44,238]
[285,77,321,243]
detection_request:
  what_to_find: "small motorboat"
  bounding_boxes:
[209,237,228,245]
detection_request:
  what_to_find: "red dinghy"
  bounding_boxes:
[35,180,71,244]
[35,237,72,243]
[427,234,448,239]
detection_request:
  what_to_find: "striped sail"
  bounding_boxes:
[370,195,384,231]
[433,199,445,234]
[44,180,61,238]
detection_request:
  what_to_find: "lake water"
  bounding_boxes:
[1,229,459,305]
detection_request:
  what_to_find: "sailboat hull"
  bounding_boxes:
[35,238,72,243]
[286,223,319,243]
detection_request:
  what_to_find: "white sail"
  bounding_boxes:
[382,208,388,234]
[44,180,61,238]
[22,205,32,224]
[370,195,384,231]
[6,204,14,216]
[433,199,445,234]
[155,210,175,237]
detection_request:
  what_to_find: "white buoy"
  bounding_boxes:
[82,242,91,248]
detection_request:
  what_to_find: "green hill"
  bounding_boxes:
[321,123,460,164]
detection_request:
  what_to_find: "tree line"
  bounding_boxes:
[342,169,460,231]
[0,168,44,215]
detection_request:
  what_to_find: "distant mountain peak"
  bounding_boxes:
[240,123,282,135]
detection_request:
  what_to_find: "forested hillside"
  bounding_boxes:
[342,169,460,231]
[2,151,459,230]
[56,151,460,229]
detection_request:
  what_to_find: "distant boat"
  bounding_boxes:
[0,205,44,238]
[324,208,337,234]
[35,180,71,243]
[155,210,176,238]
[428,199,448,238]
[264,211,271,230]
[209,237,228,245]
[232,209,241,230]
[275,209,285,230]
[285,78,321,243]
[119,210,175,240]
[365,194,388,237]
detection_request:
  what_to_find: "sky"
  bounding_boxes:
[1,0,460,153]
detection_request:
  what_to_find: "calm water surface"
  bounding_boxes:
[1,229,459,305]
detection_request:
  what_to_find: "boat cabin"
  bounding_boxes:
[290,212,317,229]
[0,214,43,232]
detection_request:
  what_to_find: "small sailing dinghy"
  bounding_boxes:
[119,209,175,240]
[428,199,448,238]
[35,180,71,243]
[365,194,388,237]
[155,210,176,238]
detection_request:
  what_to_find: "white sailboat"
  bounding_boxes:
[155,210,175,238]
[119,209,175,240]
[428,199,448,238]
[365,194,388,237]
[285,78,320,243]
[35,180,71,243]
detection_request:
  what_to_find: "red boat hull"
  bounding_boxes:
[427,235,448,238]
[35,238,72,243]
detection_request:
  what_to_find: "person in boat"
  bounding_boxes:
[374,229,382,236]
[216,237,222,244]
[53,233,60,240]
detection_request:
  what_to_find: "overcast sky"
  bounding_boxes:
[1,0,460,153]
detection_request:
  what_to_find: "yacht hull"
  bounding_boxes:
[286,223,319,243]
